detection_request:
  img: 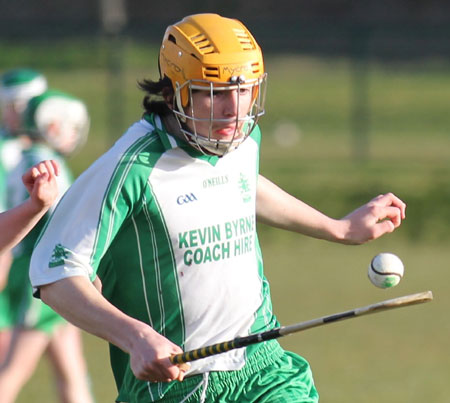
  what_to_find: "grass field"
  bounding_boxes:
[16,238,449,403]
[3,43,449,402]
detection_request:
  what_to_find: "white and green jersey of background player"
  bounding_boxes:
[0,136,24,331]
[0,68,48,212]
[1,87,86,333]
[2,143,72,333]
[30,112,279,400]
[0,68,48,330]
[0,136,22,212]
[8,144,73,256]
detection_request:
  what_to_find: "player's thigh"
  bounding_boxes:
[46,323,86,375]
[0,328,50,379]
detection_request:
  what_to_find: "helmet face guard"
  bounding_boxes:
[172,74,267,156]
[159,13,267,156]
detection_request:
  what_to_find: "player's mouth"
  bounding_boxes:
[213,124,242,139]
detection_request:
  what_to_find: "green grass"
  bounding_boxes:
[17,237,449,403]
[263,236,448,403]
[4,42,449,402]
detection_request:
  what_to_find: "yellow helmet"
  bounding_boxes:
[160,13,265,106]
[159,14,267,156]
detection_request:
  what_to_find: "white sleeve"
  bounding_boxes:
[30,120,153,289]
[29,155,114,288]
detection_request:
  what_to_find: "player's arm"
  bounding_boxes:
[0,160,59,255]
[39,276,189,382]
[256,174,406,245]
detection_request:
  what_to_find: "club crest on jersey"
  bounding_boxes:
[49,243,70,268]
[238,173,252,203]
[177,193,198,205]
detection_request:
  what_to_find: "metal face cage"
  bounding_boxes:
[172,73,267,157]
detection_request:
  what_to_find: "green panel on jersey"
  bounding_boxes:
[246,129,279,357]
[93,128,186,403]
[90,134,160,265]
[139,185,185,343]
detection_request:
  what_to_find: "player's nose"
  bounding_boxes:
[221,90,239,117]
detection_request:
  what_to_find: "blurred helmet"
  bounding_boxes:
[23,90,90,156]
[0,68,47,134]
[0,68,47,104]
[159,13,267,156]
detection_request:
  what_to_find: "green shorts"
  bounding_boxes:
[0,256,29,330]
[2,255,65,334]
[128,340,318,403]
[17,288,66,333]
[0,290,12,329]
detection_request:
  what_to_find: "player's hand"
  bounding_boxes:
[128,325,190,383]
[339,193,406,245]
[22,160,60,211]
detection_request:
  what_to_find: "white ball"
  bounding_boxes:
[368,253,404,288]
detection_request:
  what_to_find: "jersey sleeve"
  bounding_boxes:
[30,126,155,289]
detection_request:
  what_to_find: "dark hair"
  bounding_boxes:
[138,76,174,116]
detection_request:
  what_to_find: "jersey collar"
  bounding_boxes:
[144,113,220,165]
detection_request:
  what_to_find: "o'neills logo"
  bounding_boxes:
[203,175,229,188]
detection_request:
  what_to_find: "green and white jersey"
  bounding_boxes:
[0,135,23,212]
[3,144,72,331]
[8,143,72,258]
[0,134,23,330]
[30,114,278,399]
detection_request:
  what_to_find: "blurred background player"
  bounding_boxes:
[0,68,47,360]
[0,68,47,207]
[0,90,94,403]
